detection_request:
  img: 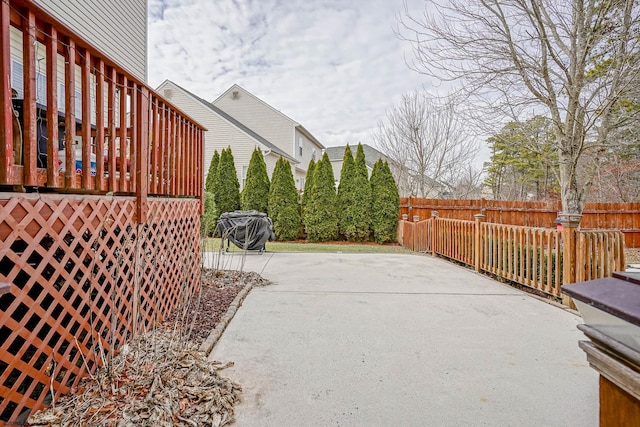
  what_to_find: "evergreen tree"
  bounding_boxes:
[214,148,240,215]
[205,150,220,193]
[370,159,400,243]
[201,192,217,236]
[306,152,338,242]
[351,143,373,241]
[241,148,270,213]
[337,145,355,239]
[301,158,316,226]
[268,158,301,240]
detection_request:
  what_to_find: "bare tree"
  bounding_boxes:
[398,0,640,214]
[373,91,480,198]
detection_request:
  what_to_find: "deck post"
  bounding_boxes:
[136,87,150,224]
[559,213,582,307]
[431,210,438,257]
[0,0,13,184]
[474,213,485,272]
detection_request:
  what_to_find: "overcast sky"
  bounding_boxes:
[147,0,435,149]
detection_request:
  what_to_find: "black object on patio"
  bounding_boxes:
[216,210,275,252]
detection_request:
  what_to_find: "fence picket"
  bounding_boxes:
[397,218,625,301]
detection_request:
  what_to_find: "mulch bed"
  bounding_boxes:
[26,269,269,427]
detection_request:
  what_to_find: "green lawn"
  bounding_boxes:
[203,238,411,254]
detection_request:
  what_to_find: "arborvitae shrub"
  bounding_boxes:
[370,159,400,243]
[339,143,372,241]
[268,158,301,240]
[305,153,338,242]
[205,150,220,193]
[214,148,240,215]
[241,148,270,213]
[201,191,217,236]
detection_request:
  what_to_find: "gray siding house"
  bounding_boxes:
[326,144,443,198]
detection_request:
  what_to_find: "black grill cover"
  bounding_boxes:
[216,210,275,251]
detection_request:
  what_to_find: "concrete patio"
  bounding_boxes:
[206,252,597,426]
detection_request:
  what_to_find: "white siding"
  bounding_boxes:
[214,87,295,156]
[159,81,286,189]
[34,0,147,81]
[295,129,322,172]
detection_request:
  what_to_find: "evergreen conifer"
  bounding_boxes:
[205,150,220,193]
[268,158,301,240]
[214,148,240,215]
[306,153,338,242]
[241,148,270,213]
[370,159,400,243]
[301,158,316,228]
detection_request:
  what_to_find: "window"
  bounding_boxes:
[299,177,305,190]
[12,61,51,105]
[242,165,248,190]
[11,61,23,98]
[298,136,303,156]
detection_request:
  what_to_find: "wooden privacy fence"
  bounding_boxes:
[398,215,626,303]
[400,198,640,248]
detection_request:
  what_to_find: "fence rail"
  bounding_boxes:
[400,198,640,247]
[398,216,626,301]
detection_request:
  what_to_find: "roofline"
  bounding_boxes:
[158,80,298,164]
[296,124,325,149]
[212,84,298,126]
[213,84,325,149]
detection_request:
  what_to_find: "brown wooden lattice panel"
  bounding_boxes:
[0,193,200,424]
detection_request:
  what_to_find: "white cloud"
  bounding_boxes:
[148,0,439,148]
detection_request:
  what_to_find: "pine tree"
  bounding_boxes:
[301,158,316,227]
[370,159,400,243]
[214,148,240,215]
[268,158,301,240]
[205,150,220,193]
[306,152,338,242]
[241,148,270,213]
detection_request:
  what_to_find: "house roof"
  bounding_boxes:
[159,80,296,163]
[324,144,389,169]
[214,84,325,150]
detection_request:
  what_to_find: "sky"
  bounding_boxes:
[146,0,437,150]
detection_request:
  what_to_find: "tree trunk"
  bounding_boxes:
[558,133,584,215]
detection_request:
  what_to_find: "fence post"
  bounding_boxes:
[474,213,485,272]
[431,210,438,256]
[559,213,582,308]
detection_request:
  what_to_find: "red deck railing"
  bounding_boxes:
[0,0,205,218]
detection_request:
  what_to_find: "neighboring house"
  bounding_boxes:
[158,81,325,191]
[212,84,325,190]
[325,144,449,198]
[325,144,389,182]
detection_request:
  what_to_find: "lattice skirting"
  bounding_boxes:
[0,193,201,424]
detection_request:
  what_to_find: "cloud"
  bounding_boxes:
[147,0,437,148]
